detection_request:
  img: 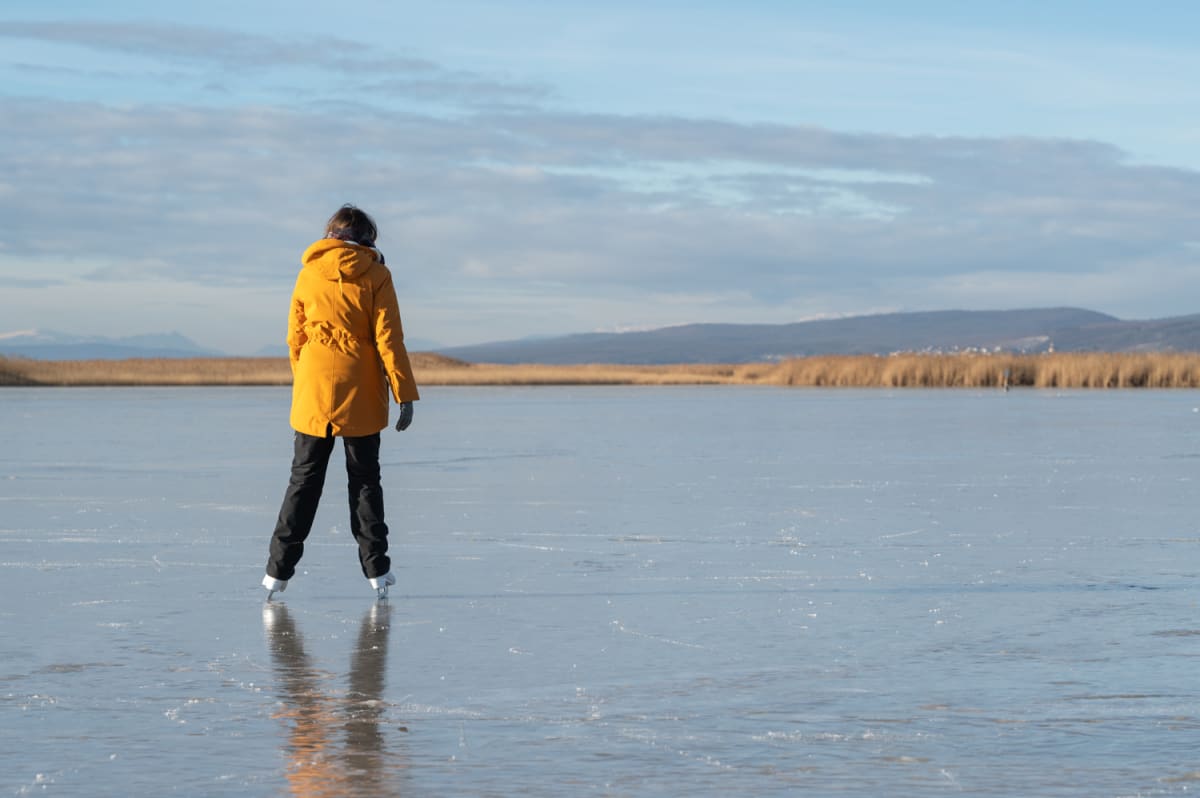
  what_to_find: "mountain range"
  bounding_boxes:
[0,330,224,360]
[4,308,1200,363]
[438,308,1200,364]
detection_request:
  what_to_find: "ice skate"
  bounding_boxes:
[368,572,396,599]
[262,574,288,601]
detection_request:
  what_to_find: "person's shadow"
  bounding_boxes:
[263,602,405,795]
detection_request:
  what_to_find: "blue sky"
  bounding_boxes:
[2,2,1199,353]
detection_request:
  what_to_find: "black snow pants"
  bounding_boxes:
[266,428,391,582]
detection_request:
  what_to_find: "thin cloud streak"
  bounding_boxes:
[0,20,550,108]
[0,20,437,73]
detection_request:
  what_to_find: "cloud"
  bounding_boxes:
[0,20,435,72]
[1,19,1199,350]
[0,20,550,108]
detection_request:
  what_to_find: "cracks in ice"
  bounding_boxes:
[610,620,705,650]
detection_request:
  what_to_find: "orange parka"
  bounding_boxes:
[287,238,419,437]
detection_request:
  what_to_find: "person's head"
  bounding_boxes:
[325,204,378,246]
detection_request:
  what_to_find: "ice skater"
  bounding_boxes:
[262,204,419,600]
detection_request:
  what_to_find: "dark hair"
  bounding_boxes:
[325,204,378,245]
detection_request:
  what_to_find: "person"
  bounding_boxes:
[262,204,419,600]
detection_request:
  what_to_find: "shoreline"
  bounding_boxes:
[4,352,1200,389]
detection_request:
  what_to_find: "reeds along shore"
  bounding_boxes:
[4,352,1200,388]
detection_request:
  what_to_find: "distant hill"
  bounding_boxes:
[0,330,222,360]
[438,308,1200,364]
[9,309,1200,365]
[1048,313,1200,352]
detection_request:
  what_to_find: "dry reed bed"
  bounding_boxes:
[0,357,294,386]
[761,353,1200,388]
[418,362,762,385]
[4,352,1200,388]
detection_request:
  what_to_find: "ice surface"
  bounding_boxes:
[2,386,1200,796]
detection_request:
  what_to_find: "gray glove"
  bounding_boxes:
[394,401,414,432]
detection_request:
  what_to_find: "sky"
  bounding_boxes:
[2,1,1200,353]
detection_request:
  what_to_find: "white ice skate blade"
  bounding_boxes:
[369,572,396,599]
[262,574,287,601]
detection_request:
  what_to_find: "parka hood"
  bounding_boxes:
[302,238,380,281]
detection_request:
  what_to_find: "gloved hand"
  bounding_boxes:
[395,401,414,432]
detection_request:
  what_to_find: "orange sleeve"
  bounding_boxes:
[286,274,308,375]
[373,269,420,403]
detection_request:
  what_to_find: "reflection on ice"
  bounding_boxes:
[263,602,405,794]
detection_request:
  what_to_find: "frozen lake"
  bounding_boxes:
[3,385,1200,796]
